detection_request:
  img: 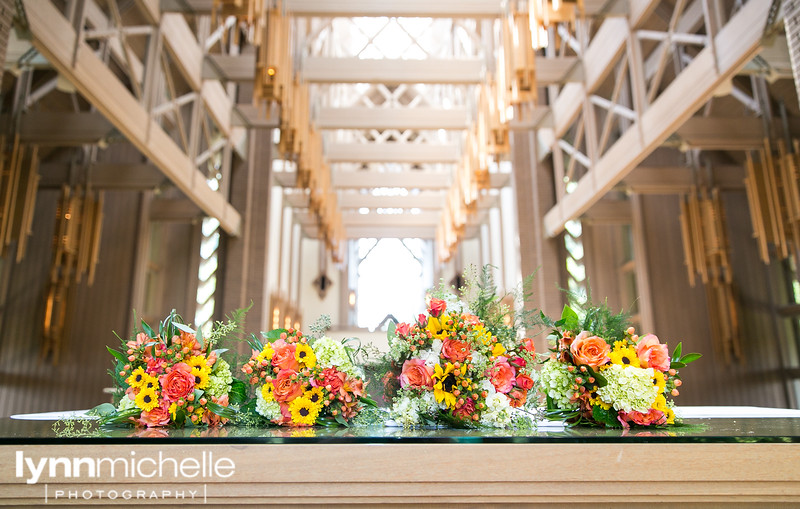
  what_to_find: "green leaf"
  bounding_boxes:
[106,346,127,364]
[246,333,264,353]
[361,396,378,408]
[228,379,248,406]
[211,348,229,357]
[88,403,117,417]
[207,402,237,419]
[334,413,349,427]
[670,361,686,369]
[141,320,156,339]
[193,388,205,401]
[387,320,396,340]
[671,342,683,362]
[680,352,702,364]
[173,322,195,335]
[264,329,287,341]
[561,305,580,331]
[592,405,621,428]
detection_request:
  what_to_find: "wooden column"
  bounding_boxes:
[511,129,565,334]
[219,129,273,333]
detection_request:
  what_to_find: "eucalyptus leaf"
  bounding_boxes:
[264,329,287,341]
[88,403,117,417]
[670,361,686,369]
[334,413,349,427]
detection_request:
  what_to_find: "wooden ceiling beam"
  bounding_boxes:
[0,112,113,145]
[22,0,241,235]
[622,165,746,194]
[326,143,462,163]
[543,0,772,237]
[302,57,484,84]
[316,107,470,131]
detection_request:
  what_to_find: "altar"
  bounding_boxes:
[1,407,800,506]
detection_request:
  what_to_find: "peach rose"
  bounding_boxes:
[399,359,434,389]
[489,357,516,393]
[272,342,299,371]
[621,408,666,426]
[508,389,527,408]
[569,331,611,367]
[395,322,411,337]
[137,400,171,427]
[636,334,670,371]
[453,397,476,420]
[317,367,345,393]
[428,298,447,317]
[159,362,195,401]
[522,337,535,354]
[515,373,534,390]
[441,338,471,362]
[272,369,303,402]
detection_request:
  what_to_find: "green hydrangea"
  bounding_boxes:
[255,388,281,420]
[116,395,137,412]
[596,364,658,413]
[313,336,362,378]
[206,359,233,398]
[539,359,578,410]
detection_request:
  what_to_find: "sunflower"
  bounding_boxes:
[140,374,158,391]
[191,366,210,389]
[295,343,317,369]
[188,355,209,371]
[472,324,493,345]
[135,388,160,412]
[260,382,275,402]
[426,316,448,340]
[126,367,148,388]
[652,370,666,394]
[664,406,676,424]
[609,345,641,368]
[303,386,325,407]
[289,396,320,425]
[432,363,457,408]
[652,394,667,412]
[256,344,274,364]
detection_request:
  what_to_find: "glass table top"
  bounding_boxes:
[2,406,800,444]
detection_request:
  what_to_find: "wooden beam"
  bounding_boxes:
[38,162,166,189]
[203,53,257,82]
[622,165,746,194]
[341,210,440,227]
[537,57,583,85]
[331,171,451,189]
[284,0,503,18]
[233,103,280,128]
[316,107,469,130]
[343,225,437,239]
[302,57,484,84]
[0,112,113,145]
[337,192,446,209]
[326,143,461,163]
[543,0,771,237]
[22,0,241,235]
[160,0,213,12]
[675,117,765,150]
[150,198,202,221]
[580,199,632,224]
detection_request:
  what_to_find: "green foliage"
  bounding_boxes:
[591,405,621,428]
[558,300,630,344]
[309,314,332,339]
[228,379,248,406]
[207,401,237,419]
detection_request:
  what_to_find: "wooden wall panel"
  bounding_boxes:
[640,193,789,407]
[0,189,141,417]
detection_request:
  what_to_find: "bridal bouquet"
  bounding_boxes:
[241,327,376,426]
[383,266,539,428]
[99,309,247,428]
[539,304,700,428]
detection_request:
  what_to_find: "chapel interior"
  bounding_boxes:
[0,0,795,417]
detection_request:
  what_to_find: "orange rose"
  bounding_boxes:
[137,401,171,427]
[441,338,471,362]
[508,389,527,408]
[272,342,299,371]
[159,362,195,401]
[272,369,303,402]
[489,358,516,393]
[428,298,447,317]
[636,334,670,371]
[569,331,610,367]
[522,337,535,354]
[399,359,433,388]
[515,373,534,390]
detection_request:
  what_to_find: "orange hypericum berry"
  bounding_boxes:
[187,394,195,402]
[588,377,595,383]
[453,390,461,397]
[187,406,194,413]
[675,379,682,387]
[626,327,635,336]
[671,389,680,396]
[567,366,575,372]
[580,366,587,373]
[669,369,676,375]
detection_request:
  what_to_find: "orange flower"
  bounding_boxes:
[399,359,434,389]
[636,334,670,371]
[272,369,304,402]
[272,341,300,371]
[569,331,611,367]
[441,338,471,362]
[159,362,195,401]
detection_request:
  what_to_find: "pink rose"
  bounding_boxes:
[272,369,303,402]
[441,338,471,362]
[515,373,534,390]
[453,397,476,420]
[159,362,195,401]
[636,334,670,371]
[509,356,527,368]
[570,331,611,367]
[399,359,434,389]
[428,298,446,317]
[416,314,428,327]
[137,400,171,427]
[395,322,411,337]
[489,357,516,393]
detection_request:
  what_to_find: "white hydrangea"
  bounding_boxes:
[479,392,515,428]
[206,359,233,398]
[596,364,658,413]
[255,388,281,420]
[418,339,443,367]
[471,351,489,374]
[312,336,363,378]
[389,394,421,427]
[116,395,137,412]
[539,359,578,410]
[419,390,439,414]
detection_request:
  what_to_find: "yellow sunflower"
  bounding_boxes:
[126,367,148,388]
[426,316,449,340]
[256,344,274,364]
[289,396,320,425]
[652,394,667,412]
[191,366,210,389]
[187,355,208,371]
[664,406,676,425]
[652,370,666,394]
[609,345,641,368]
[140,374,158,392]
[260,382,275,402]
[303,386,325,407]
[295,343,317,369]
[135,388,160,412]
[432,363,457,408]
